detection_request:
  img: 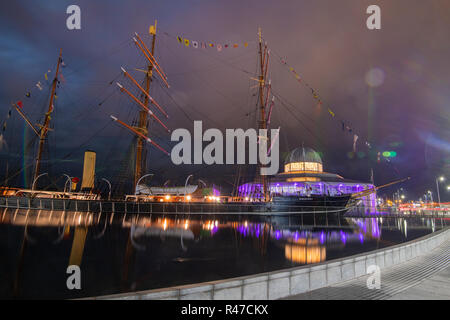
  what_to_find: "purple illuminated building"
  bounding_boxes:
[238,146,376,206]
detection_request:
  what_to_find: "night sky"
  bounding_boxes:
[0,0,449,200]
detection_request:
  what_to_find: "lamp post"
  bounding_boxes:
[427,190,433,204]
[101,178,112,200]
[135,173,154,195]
[436,176,444,208]
[32,172,48,190]
[184,174,193,199]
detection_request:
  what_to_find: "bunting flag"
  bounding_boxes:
[149,24,156,35]
[44,73,48,81]
[36,81,43,90]
[17,101,23,108]
[173,34,251,51]
[25,92,31,98]
[353,134,358,153]
[59,73,66,83]
[328,108,335,117]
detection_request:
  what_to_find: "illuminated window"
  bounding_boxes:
[284,161,323,173]
[286,177,320,182]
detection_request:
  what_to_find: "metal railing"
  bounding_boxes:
[1,196,448,217]
[0,196,354,215]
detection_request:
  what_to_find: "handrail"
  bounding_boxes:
[0,195,448,217]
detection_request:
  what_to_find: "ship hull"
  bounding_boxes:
[0,194,351,215]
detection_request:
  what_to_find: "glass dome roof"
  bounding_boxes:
[285,147,322,165]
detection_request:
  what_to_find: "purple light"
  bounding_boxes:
[371,218,381,238]
[340,231,347,245]
[238,180,377,197]
[319,231,325,244]
[275,230,281,240]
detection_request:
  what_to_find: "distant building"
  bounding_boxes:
[238,146,376,206]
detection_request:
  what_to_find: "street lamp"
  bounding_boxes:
[436,176,445,208]
[32,172,48,190]
[135,173,154,195]
[101,178,112,200]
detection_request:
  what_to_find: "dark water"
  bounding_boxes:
[0,208,447,299]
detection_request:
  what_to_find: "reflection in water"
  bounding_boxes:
[285,239,326,264]
[0,208,447,299]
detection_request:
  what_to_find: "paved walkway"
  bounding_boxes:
[285,239,450,300]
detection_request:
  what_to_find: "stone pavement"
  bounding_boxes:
[284,239,450,300]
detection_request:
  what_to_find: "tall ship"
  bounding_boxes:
[0,23,397,215]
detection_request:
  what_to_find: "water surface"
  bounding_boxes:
[0,208,447,299]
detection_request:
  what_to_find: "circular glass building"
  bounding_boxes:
[238,146,376,206]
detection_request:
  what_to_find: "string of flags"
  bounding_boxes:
[19,58,67,99]
[275,52,372,155]
[1,109,12,132]
[173,33,250,52]
[274,49,401,173]
[0,108,12,150]
[2,58,67,144]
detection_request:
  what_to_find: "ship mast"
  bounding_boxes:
[113,21,170,188]
[33,49,63,189]
[134,21,157,187]
[257,28,269,201]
